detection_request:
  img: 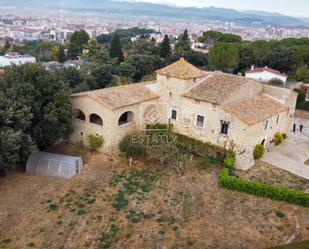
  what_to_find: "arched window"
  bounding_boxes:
[75,109,85,121]
[90,114,103,126]
[118,111,133,126]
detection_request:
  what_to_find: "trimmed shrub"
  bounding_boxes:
[253,144,265,159]
[119,134,145,158]
[218,168,309,208]
[274,132,284,145]
[87,135,104,151]
[224,155,235,169]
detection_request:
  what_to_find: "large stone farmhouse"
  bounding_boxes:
[71,58,297,170]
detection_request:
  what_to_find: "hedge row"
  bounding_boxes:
[219,168,309,208]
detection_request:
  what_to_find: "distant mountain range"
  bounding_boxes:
[1,0,309,26]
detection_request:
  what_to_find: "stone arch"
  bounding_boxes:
[90,113,103,126]
[75,109,86,121]
[118,111,133,126]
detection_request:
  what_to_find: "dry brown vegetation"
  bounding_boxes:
[237,160,309,192]
[0,154,309,249]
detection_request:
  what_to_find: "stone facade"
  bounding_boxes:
[71,59,297,170]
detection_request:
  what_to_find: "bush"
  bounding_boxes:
[224,155,235,169]
[253,144,265,159]
[274,132,284,145]
[218,168,309,207]
[119,134,145,158]
[294,88,309,111]
[87,135,104,151]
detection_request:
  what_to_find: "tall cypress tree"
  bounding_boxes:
[182,29,189,41]
[58,45,66,63]
[159,35,171,58]
[109,33,124,63]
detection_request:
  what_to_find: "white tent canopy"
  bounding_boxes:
[26,151,83,179]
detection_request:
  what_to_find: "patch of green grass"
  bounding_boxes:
[112,191,129,211]
[276,211,286,218]
[77,209,87,216]
[48,203,59,211]
[110,224,120,234]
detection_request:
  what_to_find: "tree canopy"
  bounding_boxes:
[110,33,124,63]
[159,35,171,58]
[0,63,73,175]
[208,42,240,71]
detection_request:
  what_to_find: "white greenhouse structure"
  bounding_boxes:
[26,151,83,179]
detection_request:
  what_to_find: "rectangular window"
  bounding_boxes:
[196,115,204,128]
[171,109,177,120]
[221,121,229,134]
[264,120,269,130]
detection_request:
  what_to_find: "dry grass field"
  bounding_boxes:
[0,153,309,249]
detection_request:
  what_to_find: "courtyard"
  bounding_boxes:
[262,117,309,180]
[0,152,309,249]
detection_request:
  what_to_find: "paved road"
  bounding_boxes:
[262,117,309,180]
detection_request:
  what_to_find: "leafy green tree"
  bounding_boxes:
[250,40,271,66]
[109,33,124,63]
[159,35,171,59]
[117,62,135,78]
[126,54,165,81]
[198,31,241,45]
[87,64,114,89]
[268,46,294,73]
[208,42,240,71]
[127,39,156,55]
[2,64,73,149]
[96,34,113,44]
[67,29,90,59]
[59,67,83,89]
[295,64,309,82]
[238,44,254,71]
[0,63,73,175]
[58,45,66,63]
[183,51,208,67]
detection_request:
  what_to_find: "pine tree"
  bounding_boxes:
[58,45,66,63]
[182,29,189,41]
[159,35,171,58]
[109,33,124,63]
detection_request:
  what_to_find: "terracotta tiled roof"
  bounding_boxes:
[183,72,256,104]
[223,94,288,126]
[156,58,207,79]
[71,83,158,109]
[246,67,287,77]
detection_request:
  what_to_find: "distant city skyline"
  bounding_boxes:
[138,0,309,17]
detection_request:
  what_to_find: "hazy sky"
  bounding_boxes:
[140,0,309,17]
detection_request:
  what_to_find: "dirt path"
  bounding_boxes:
[0,154,309,249]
